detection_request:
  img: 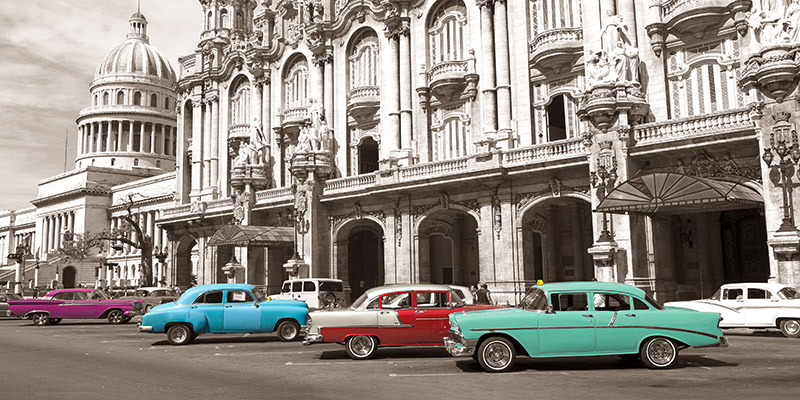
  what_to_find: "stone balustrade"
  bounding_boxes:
[282,106,309,128]
[161,204,191,217]
[634,107,753,145]
[428,60,468,81]
[529,27,583,51]
[255,187,292,203]
[228,124,250,139]
[504,137,586,166]
[347,86,380,101]
[401,157,471,179]
[325,174,378,194]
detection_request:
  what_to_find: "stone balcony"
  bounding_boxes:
[661,0,750,35]
[281,106,308,132]
[347,86,380,121]
[427,59,477,102]
[528,27,584,72]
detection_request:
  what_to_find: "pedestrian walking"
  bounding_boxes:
[475,283,493,305]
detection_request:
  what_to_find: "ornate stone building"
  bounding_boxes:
[4,1,800,304]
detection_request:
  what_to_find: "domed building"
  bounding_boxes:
[75,11,178,171]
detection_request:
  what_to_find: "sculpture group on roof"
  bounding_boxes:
[293,98,332,157]
[233,118,268,168]
[585,11,640,88]
[745,0,800,50]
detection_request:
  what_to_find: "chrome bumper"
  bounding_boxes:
[444,337,475,357]
[303,332,323,346]
[719,336,729,348]
[137,324,153,333]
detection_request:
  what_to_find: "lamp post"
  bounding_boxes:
[154,246,168,287]
[110,241,125,288]
[590,159,618,242]
[7,244,27,295]
[762,128,800,232]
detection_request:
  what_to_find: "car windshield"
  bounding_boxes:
[778,287,800,300]
[709,288,721,300]
[448,290,466,307]
[644,293,664,310]
[350,292,370,310]
[253,290,266,302]
[90,289,110,300]
[518,287,548,311]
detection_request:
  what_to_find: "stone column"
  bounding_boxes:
[382,31,400,162]
[105,122,112,152]
[399,24,413,153]
[41,217,49,253]
[203,102,212,190]
[48,216,55,251]
[323,58,334,125]
[494,0,512,138]
[479,0,497,135]
[210,98,219,194]
[311,59,324,105]
[128,120,134,152]
[88,123,95,153]
[76,126,84,156]
[570,203,585,280]
[55,214,62,250]
[150,122,156,153]
[545,205,558,281]
[191,101,203,196]
[140,120,146,153]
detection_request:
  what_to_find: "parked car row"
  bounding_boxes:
[9,280,800,373]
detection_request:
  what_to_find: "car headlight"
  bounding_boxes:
[133,301,142,309]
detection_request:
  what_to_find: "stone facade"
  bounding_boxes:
[5,1,800,303]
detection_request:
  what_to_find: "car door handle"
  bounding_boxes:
[582,314,593,318]
[625,313,636,317]
[415,310,426,314]
[379,311,390,315]
[225,305,232,308]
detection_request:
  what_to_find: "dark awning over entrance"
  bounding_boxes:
[207,225,294,247]
[596,173,762,215]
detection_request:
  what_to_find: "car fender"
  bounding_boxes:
[773,310,800,326]
[22,310,51,319]
[185,311,211,332]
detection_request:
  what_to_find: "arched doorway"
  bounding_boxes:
[720,208,769,283]
[418,209,479,286]
[62,266,77,288]
[335,219,385,302]
[520,197,593,283]
[175,237,197,289]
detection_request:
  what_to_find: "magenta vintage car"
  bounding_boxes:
[8,288,143,325]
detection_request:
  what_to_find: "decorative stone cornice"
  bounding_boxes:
[31,187,111,206]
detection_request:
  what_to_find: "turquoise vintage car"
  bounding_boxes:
[138,283,309,345]
[444,282,727,372]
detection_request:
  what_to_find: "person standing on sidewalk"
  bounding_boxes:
[475,283,493,305]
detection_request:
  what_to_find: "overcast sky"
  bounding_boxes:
[0,0,200,211]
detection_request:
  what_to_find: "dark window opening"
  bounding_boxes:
[547,95,567,141]
[358,137,379,174]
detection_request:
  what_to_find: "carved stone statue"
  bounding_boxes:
[296,126,313,153]
[746,0,800,50]
[586,11,640,86]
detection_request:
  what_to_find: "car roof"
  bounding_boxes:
[285,278,342,283]
[363,284,455,298]
[535,281,647,297]
[720,282,793,290]
[177,283,255,304]
[44,288,95,295]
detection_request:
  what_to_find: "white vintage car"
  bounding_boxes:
[664,283,800,338]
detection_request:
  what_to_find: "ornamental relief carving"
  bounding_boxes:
[330,209,386,233]
[515,184,590,211]
[671,150,762,183]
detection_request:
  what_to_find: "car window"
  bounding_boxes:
[778,287,800,299]
[53,292,73,300]
[281,282,291,293]
[194,291,223,304]
[643,293,664,310]
[381,292,412,309]
[592,293,631,311]
[709,288,721,300]
[319,281,343,292]
[73,292,90,301]
[551,293,588,312]
[633,298,650,310]
[723,288,744,301]
[747,288,769,299]
[303,281,316,292]
[226,290,253,303]
[136,290,149,297]
[152,290,174,297]
[292,281,302,292]
[416,291,448,307]
[366,298,380,310]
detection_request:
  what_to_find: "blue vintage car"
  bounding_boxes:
[138,283,309,345]
[444,282,728,372]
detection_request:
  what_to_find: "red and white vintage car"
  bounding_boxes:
[303,284,502,359]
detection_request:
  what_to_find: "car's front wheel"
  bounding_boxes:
[477,336,516,372]
[107,309,125,324]
[31,313,49,326]
[166,324,194,346]
[47,318,62,324]
[780,319,800,338]
[276,320,300,342]
[345,335,377,360]
[640,337,678,369]
[144,304,153,313]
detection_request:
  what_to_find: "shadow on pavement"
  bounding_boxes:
[455,354,737,373]
[318,346,451,360]
[724,329,784,338]
[149,333,284,346]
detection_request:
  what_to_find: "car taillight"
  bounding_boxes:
[718,315,723,329]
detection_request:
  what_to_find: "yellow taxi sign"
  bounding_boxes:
[536,280,544,285]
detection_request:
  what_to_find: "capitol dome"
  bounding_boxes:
[92,12,176,86]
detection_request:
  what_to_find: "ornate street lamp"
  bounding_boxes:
[762,119,800,232]
[590,158,618,242]
[154,246,168,287]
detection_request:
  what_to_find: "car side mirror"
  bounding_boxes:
[545,305,556,314]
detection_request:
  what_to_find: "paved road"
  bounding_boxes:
[1,317,798,400]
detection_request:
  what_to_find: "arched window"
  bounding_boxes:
[103,92,109,105]
[133,92,142,106]
[206,11,213,30]
[156,160,161,168]
[150,94,158,107]
[230,78,251,125]
[236,12,243,29]
[134,158,139,166]
[431,107,470,161]
[428,0,468,65]
[117,91,125,105]
[164,97,170,110]
[284,57,309,108]
[94,94,98,106]
[220,9,229,29]
[348,30,379,90]
[545,94,579,142]
[358,137,379,174]
[111,158,116,166]
[530,0,581,37]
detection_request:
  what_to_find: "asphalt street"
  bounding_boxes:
[0,316,798,400]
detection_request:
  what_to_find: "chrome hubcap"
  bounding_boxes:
[34,314,47,324]
[647,339,675,366]
[281,324,297,339]
[483,341,512,370]
[171,328,187,343]
[785,320,800,335]
[350,336,373,356]
[110,312,122,323]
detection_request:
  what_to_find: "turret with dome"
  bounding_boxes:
[75,9,178,171]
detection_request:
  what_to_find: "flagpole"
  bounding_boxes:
[64,129,68,172]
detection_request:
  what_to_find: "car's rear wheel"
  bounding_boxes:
[780,319,800,338]
[166,324,193,346]
[640,337,678,369]
[144,304,153,313]
[345,335,377,360]
[32,313,49,326]
[276,320,301,342]
[107,309,125,324]
[477,336,516,372]
[47,318,62,324]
